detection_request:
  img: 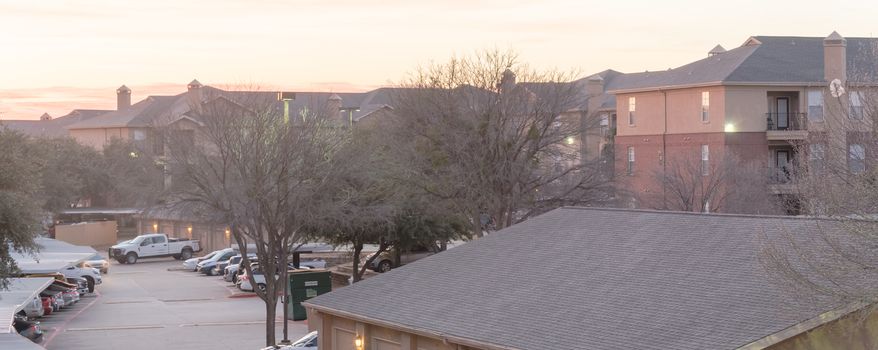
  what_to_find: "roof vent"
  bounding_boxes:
[708,45,726,57]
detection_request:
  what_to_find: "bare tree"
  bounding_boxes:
[386,50,612,237]
[762,56,878,321]
[163,89,349,346]
[643,152,782,214]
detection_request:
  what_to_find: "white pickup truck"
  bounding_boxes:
[110,233,201,264]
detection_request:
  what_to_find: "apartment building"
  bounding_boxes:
[608,32,877,213]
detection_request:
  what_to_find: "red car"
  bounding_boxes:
[40,297,53,315]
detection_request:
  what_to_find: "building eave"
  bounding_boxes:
[304,303,522,350]
[735,302,869,350]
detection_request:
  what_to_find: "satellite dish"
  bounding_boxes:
[830,79,846,97]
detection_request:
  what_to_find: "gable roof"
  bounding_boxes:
[306,207,853,350]
[1,109,112,137]
[610,35,878,93]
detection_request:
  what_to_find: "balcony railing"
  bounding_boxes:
[768,167,797,184]
[766,113,807,131]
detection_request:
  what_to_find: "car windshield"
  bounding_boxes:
[87,254,104,261]
[292,332,318,346]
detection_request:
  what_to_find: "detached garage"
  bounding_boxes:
[305,207,878,350]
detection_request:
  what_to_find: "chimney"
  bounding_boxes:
[823,31,847,82]
[586,75,605,113]
[708,44,726,57]
[116,85,131,110]
[187,79,203,114]
[499,68,516,92]
[327,93,343,122]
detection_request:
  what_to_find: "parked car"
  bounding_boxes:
[46,280,79,306]
[365,244,439,273]
[83,253,109,274]
[262,331,318,350]
[110,233,201,264]
[237,263,308,292]
[218,254,256,281]
[197,249,237,276]
[40,290,63,312]
[61,264,102,293]
[67,277,89,295]
[22,296,44,319]
[40,296,53,316]
[13,314,43,344]
[183,250,220,271]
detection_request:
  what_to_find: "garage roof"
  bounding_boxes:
[306,207,859,350]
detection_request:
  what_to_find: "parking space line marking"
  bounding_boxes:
[178,321,264,327]
[160,298,213,302]
[42,291,102,348]
[103,300,152,304]
[66,325,165,332]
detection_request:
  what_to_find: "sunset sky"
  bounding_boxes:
[1,0,876,119]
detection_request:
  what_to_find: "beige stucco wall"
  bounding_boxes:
[55,221,118,246]
[308,310,469,350]
[616,86,727,137]
[766,309,878,350]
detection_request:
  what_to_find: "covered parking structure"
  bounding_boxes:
[0,277,54,350]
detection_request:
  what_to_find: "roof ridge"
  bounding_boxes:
[558,206,838,222]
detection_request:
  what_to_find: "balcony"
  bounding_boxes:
[766,113,808,141]
[767,167,797,194]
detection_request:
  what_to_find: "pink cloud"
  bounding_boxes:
[0,81,381,120]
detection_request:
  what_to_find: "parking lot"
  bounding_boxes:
[40,255,308,350]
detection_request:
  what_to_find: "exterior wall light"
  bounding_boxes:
[565,136,576,145]
[152,223,158,232]
[724,123,736,133]
[187,225,193,236]
[354,337,364,350]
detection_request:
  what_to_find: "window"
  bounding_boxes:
[152,236,166,244]
[809,143,825,174]
[807,89,824,121]
[701,91,710,122]
[849,144,866,174]
[850,92,864,120]
[133,129,147,141]
[600,113,609,136]
[627,147,635,175]
[628,97,636,125]
[701,145,709,176]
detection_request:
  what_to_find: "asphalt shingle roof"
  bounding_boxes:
[611,35,878,92]
[1,109,111,137]
[306,207,847,350]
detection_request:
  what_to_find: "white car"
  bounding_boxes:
[237,264,309,292]
[62,264,102,293]
[183,250,219,271]
[110,233,201,264]
[22,296,44,319]
[261,331,318,350]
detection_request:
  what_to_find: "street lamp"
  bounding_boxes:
[278,92,296,123]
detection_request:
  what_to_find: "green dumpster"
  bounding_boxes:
[287,269,331,320]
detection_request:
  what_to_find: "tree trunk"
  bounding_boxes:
[264,295,277,346]
[352,242,363,282]
[472,212,483,238]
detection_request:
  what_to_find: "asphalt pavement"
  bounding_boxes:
[40,255,308,350]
